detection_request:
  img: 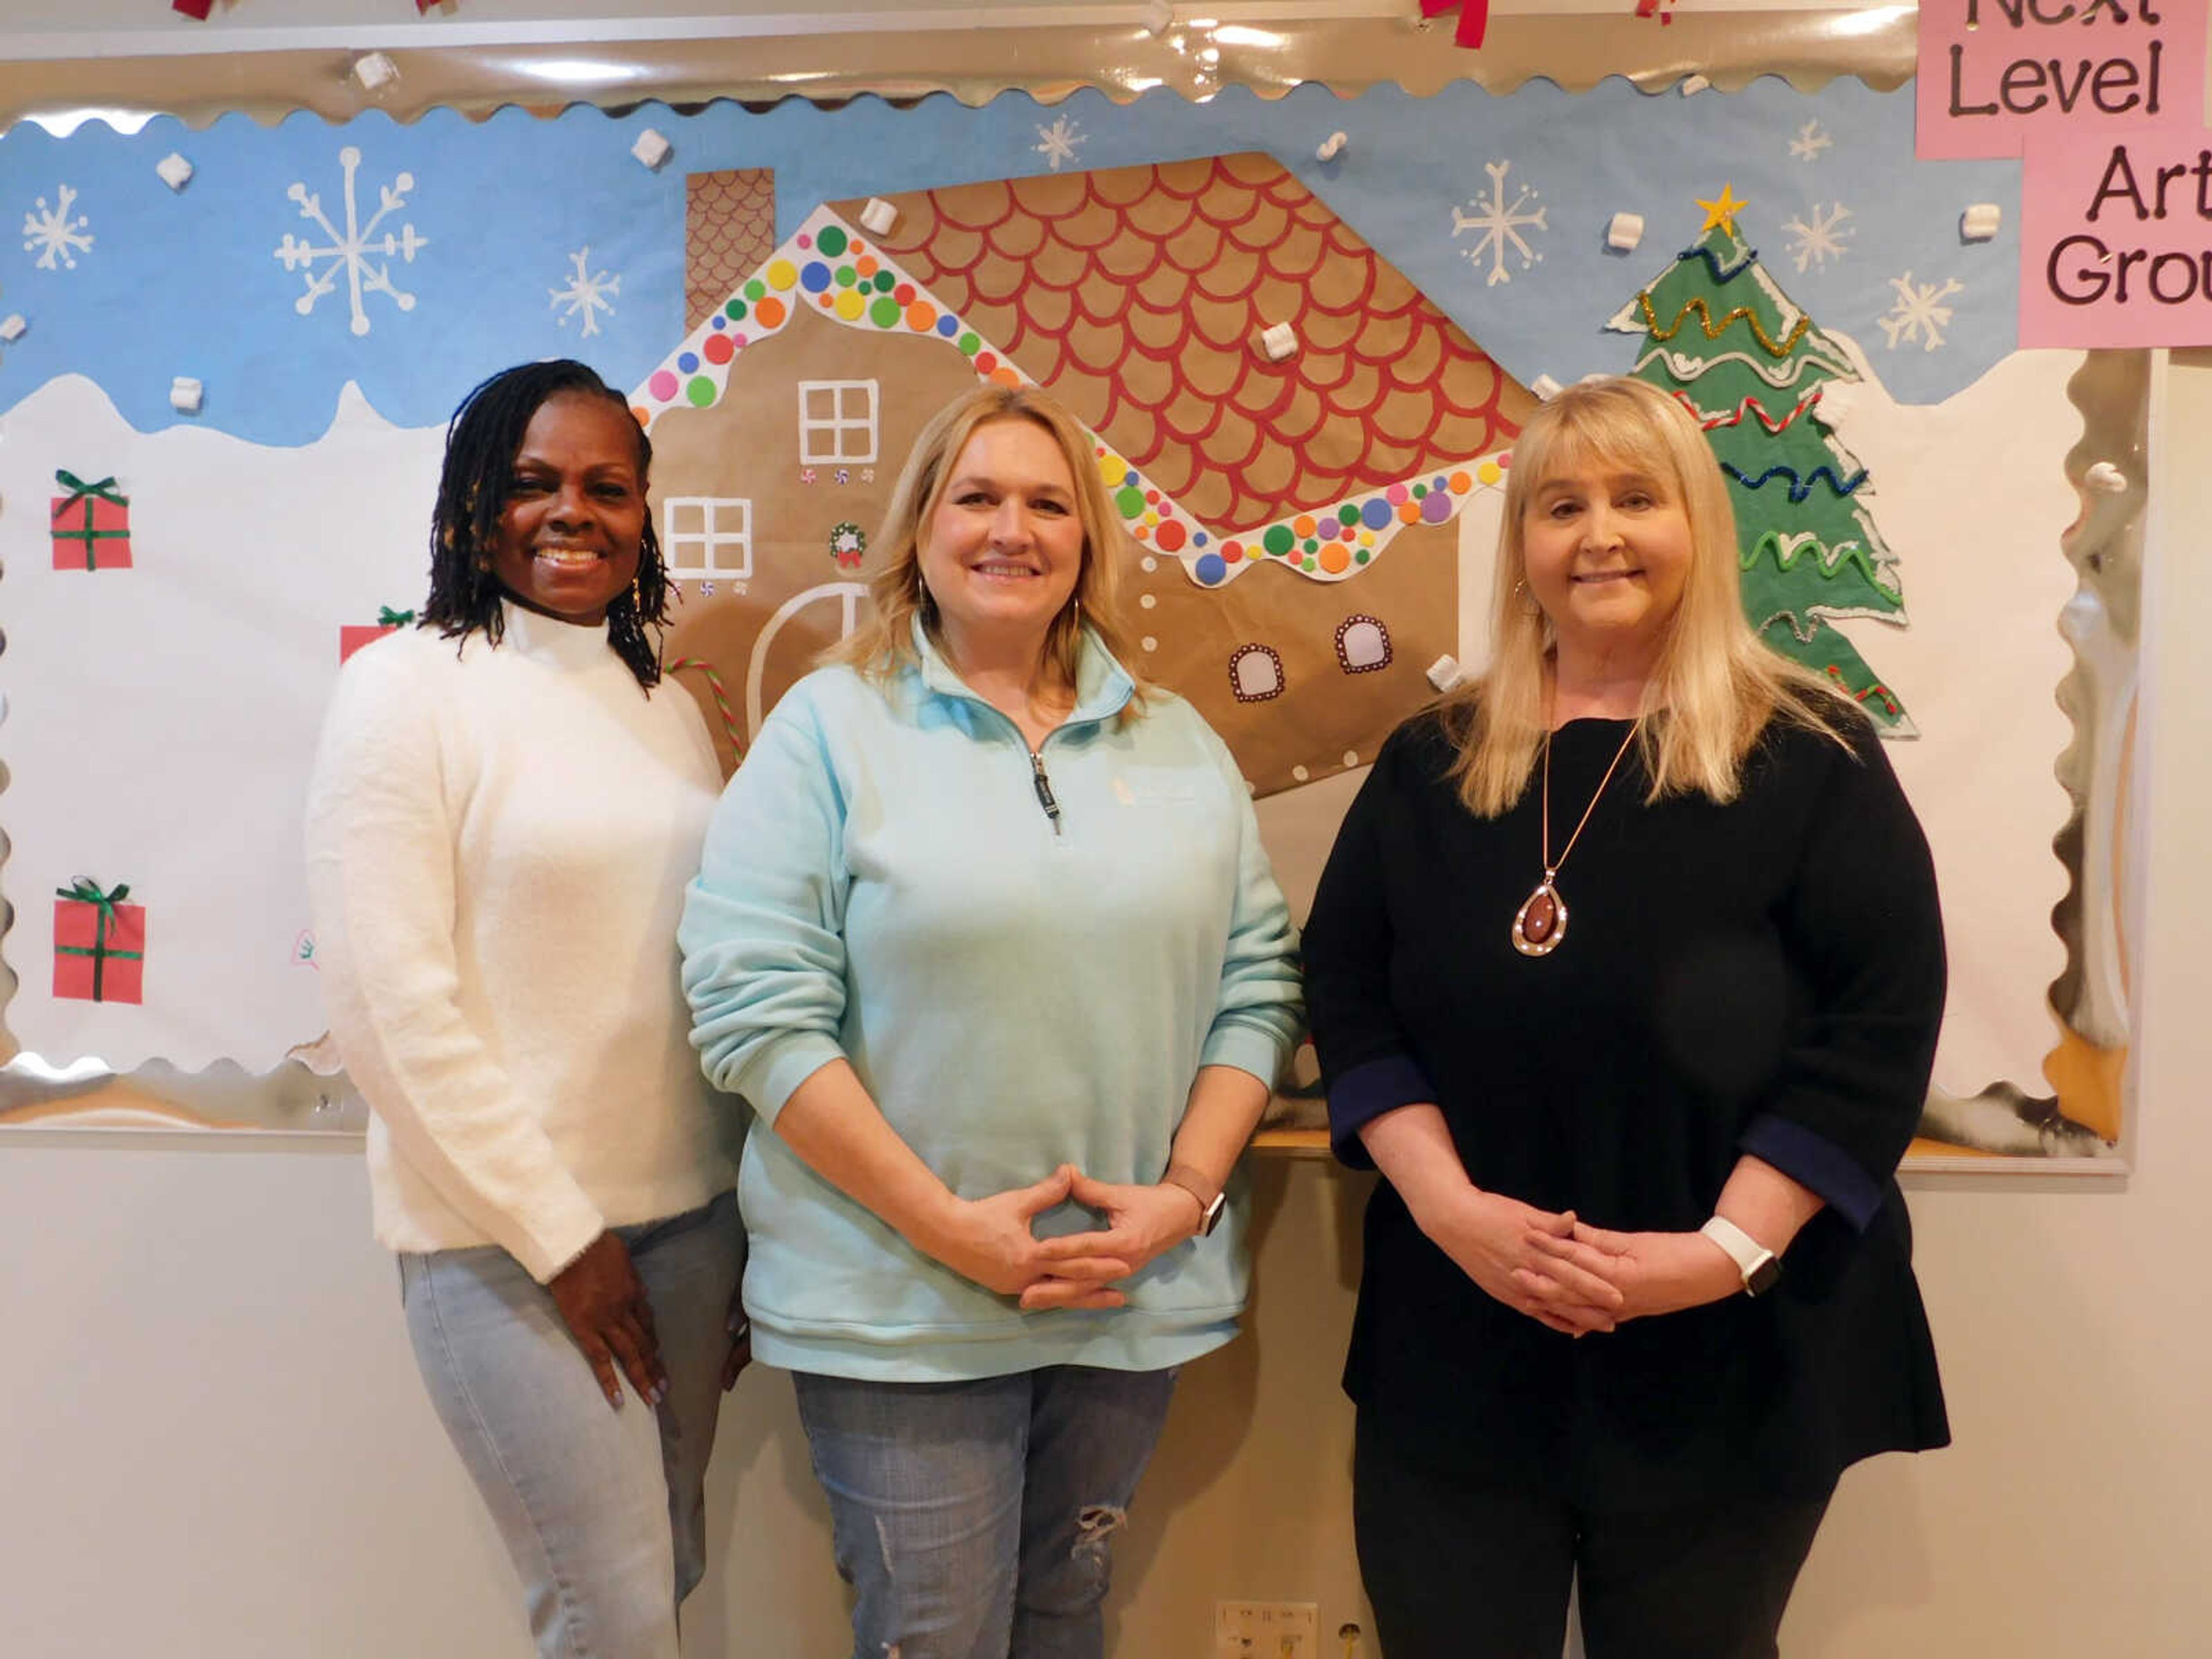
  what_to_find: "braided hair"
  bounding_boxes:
[421,359,668,688]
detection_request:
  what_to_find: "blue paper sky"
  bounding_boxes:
[0,78,2021,446]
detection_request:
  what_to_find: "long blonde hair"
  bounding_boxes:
[828,384,1147,716]
[1446,375,1857,816]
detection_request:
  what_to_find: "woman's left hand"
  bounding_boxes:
[1521,1222,1741,1324]
[1017,1171,1200,1310]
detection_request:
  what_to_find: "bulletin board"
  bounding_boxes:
[0,6,2143,1169]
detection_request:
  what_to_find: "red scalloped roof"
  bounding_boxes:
[834,153,1531,529]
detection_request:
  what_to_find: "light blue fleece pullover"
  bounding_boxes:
[679,623,1302,1381]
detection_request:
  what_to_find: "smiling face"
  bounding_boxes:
[1520,453,1694,674]
[487,391,648,626]
[916,416,1087,667]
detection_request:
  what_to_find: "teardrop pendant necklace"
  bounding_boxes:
[1511,723,1639,958]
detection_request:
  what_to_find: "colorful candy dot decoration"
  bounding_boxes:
[906,302,935,331]
[936,315,960,338]
[1361,498,1393,531]
[854,254,876,278]
[1386,483,1409,505]
[873,271,896,293]
[1294,514,1317,538]
[1320,544,1351,574]
[1451,471,1474,494]
[870,297,902,328]
[745,278,767,302]
[895,283,916,305]
[834,290,866,321]
[1116,486,1146,518]
[1263,524,1295,556]
[1479,460,1504,486]
[1222,540,1244,563]
[767,260,798,291]
[648,370,679,402]
[703,334,735,365]
[685,376,715,407]
[756,297,787,328]
[1098,454,1127,487]
[1192,532,1207,547]
[725,300,747,321]
[1338,502,1362,527]
[990,366,1021,388]
[802,262,832,293]
[1194,552,1227,585]
[1354,548,1370,564]
[1421,491,1453,524]
[1411,483,1427,499]
[817,225,849,256]
[798,233,814,249]
[677,351,700,373]
[958,332,981,356]
[1398,501,1422,524]
[834,265,857,289]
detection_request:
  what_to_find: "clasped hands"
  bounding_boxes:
[917,1163,1204,1312]
[1421,1187,1743,1338]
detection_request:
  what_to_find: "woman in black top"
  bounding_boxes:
[1304,376,1948,1659]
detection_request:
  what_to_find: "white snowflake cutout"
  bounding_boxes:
[1451,161,1546,287]
[1035,116,1086,172]
[1878,272,1964,353]
[272,146,429,337]
[23,184,93,271]
[550,247,620,338]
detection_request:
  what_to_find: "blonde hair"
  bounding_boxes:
[1445,375,1856,816]
[827,385,1147,717]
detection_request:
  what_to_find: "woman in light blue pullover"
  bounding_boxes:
[680,384,1302,1659]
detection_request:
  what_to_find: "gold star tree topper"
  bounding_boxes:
[1697,183,1749,236]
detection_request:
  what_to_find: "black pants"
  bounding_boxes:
[1353,1415,1833,1659]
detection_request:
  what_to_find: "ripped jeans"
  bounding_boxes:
[792,1365,1177,1659]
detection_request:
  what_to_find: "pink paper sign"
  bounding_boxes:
[1918,0,2206,161]
[2020,126,2212,345]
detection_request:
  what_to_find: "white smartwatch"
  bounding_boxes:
[1699,1215,1781,1297]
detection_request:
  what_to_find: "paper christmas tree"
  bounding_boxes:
[1609,188,1912,732]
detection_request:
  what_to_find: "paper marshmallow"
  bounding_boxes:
[1961,203,2002,241]
[1680,74,1711,96]
[170,377,205,414]
[631,128,673,171]
[1317,131,1349,162]
[1260,320,1298,361]
[351,52,400,92]
[2085,461,2127,494]
[0,314,25,343]
[1607,212,1645,252]
[858,198,898,235]
[156,153,195,191]
[1426,656,1464,693]
[1531,373,1563,400]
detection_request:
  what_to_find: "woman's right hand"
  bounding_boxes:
[1419,1187,1624,1337]
[547,1230,668,1408]
[914,1165,1132,1304]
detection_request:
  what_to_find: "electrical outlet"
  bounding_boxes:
[1214,1600,1319,1658]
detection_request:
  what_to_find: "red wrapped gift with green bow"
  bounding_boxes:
[53,878,146,1005]
[50,469,132,571]
[341,605,416,663]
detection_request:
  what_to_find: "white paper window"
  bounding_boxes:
[1230,643,1285,703]
[663,496,753,579]
[798,380,880,464]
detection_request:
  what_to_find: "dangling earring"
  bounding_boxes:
[1514,578,1541,616]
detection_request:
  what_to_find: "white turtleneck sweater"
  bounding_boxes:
[305,603,734,1282]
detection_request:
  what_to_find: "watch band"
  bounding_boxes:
[1699,1215,1781,1297]
[1161,1162,1228,1237]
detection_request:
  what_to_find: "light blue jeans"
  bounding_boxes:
[793,1364,1177,1659]
[399,1191,741,1659]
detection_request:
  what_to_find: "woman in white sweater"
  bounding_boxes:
[305,360,742,1659]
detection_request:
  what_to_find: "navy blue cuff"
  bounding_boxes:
[1740,1114,1885,1233]
[1327,1054,1437,1169]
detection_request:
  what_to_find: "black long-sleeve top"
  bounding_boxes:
[1304,707,1950,1503]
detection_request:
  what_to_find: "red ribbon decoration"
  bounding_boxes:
[1421,0,1490,48]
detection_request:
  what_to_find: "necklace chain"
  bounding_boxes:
[1541,724,1638,877]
